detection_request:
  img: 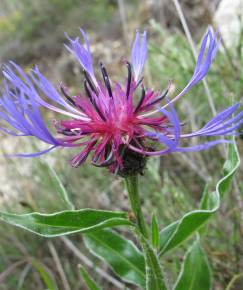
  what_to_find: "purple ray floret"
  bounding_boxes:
[184,28,220,91]
[0,71,60,156]
[138,101,242,156]
[131,30,147,83]
[180,103,243,138]
[0,27,242,172]
[165,28,221,107]
[65,29,96,83]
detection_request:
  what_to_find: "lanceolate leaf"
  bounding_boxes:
[84,229,146,288]
[151,213,160,249]
[79,264,102,290]
[0,209,133,237]
[47,163,75,210]
[31,259,58,290]
[159,141,240,256]
[173,238,212,290]
[139,235,168,290]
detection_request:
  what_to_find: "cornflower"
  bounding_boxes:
[0,28,242,176]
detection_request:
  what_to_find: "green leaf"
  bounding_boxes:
[151,213,160,249]
[0,209,133,237]
[226,273,243,290]
[199,184,210,210]
[198,185,210,236]
[173,239,212,290]
[79,264,102,290]
[31,259,58,290]
[139,235,167,290]
[159,141,240,256]
[47,163,74,210]
[84,229,145,288]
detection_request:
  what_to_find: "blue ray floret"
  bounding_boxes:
[0,27,242,170]
[131,30,147,83]
[0,74,60,157]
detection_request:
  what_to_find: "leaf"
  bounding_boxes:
[139,235,167,290]
[199,184,210,210]
[226,273,243,290]
[173,239,212,290]
[47,163,74,210]
[31,259,58,290]
[151,213,160,249]
[0,209,133,237]
[79,264,102,290]
[198,185,210,236]
[159,141,240,256]
[84,229,146,288]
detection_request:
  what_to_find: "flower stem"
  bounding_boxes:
[125,174,148,238]
[125,175,167,290]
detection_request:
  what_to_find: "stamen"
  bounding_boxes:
[84,80,106,121]
[100,62,113,98]
[83,69,98,95]
[60,86,76,106]
[84,80,93,102]
[92,151,114,167]
[134,86,146,113]
[134,78,143,90]
[59,129,77,136]
[144,88,168,108]
[75,101,86,113]
[126,62,132,99]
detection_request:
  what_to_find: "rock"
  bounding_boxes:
[214,0,243,47]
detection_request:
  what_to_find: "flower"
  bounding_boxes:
[0,28,242,176]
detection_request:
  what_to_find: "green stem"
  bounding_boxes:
[125,175,167,290]
[125,175,148,238]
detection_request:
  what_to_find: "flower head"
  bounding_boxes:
[0,28,242,176]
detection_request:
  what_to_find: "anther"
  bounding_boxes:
[92,152,114,167]
[84,80,93,102]
[83,69,98,95]
[144,88,169,108]
[84,80,106,122]
[126,62,132,99]
[134,86,146,113]
[60,86,76,106]
[134,78,143,90]
[59,129,77,136]
[100,62,113,98]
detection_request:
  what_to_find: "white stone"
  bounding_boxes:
[214,0,243,47]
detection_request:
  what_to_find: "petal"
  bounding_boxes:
[202,103,240,129]
[5,62,87,120]
[174,139,232,153]
[4,145,57,158]
[65,29,97,85]
[162,27,220,108]
[30,66,87,119]
[180,104,242,138]
[0,69,60,147]
[144,102,181,151]
[131,31,147,82]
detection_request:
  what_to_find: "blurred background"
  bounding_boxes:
[0,0,242,289]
